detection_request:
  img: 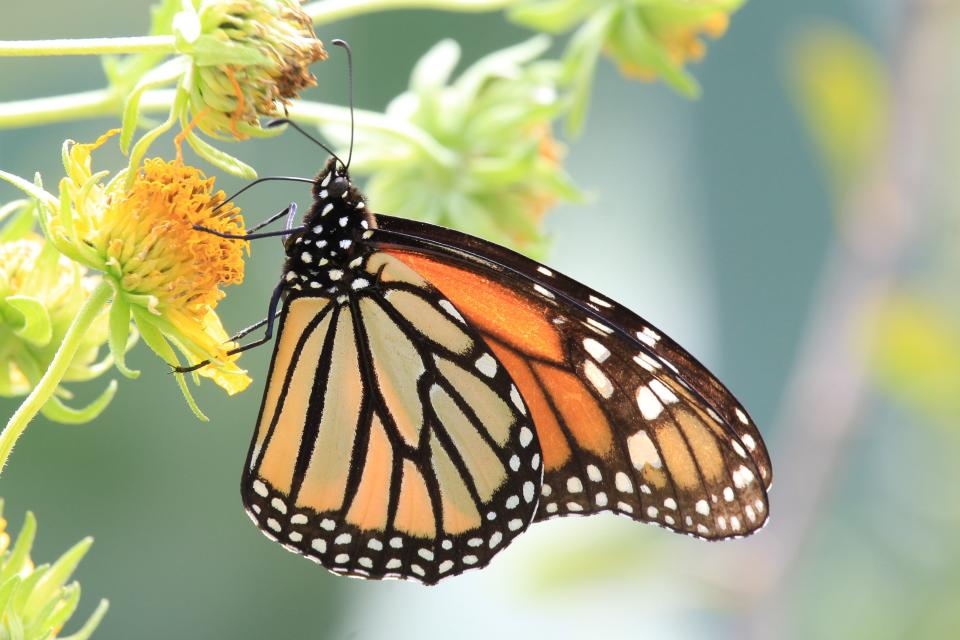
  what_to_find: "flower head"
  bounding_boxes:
[323,37,580,254]
[42,130,251,411]
[181,0,328,139]
[0,500,109,639]
[511,0,746,131]
[121,0,327,178]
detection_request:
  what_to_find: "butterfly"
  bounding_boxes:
[185,149,772,585]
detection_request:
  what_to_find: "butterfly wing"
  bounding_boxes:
[372,214,771,539]
[242,253,542,584]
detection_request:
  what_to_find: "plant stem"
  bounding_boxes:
[305,0,516,23]
[0,35,175,56]
[0,89,124,129]
[0,280,112,475]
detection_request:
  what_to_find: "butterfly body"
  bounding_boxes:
[237,160,772,585]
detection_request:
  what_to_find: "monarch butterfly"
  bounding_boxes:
[185,44,771,586]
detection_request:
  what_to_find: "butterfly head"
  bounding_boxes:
[281,158,375,296]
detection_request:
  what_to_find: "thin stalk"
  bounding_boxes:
[305,0,516,24]
[0,280,112,474]
[0,89,123,129]
[0,35,175,57]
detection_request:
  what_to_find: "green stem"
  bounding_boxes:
[288,100,457,168]
[0,35,175,56]
[0,280,112,475]
[305,0,516,23]
[0,89,124,129]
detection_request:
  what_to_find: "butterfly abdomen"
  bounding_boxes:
[282,158,376,298]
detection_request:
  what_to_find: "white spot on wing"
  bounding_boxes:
[438,299,466,324]
[475,353,497,377]
[584,360,614,398]
[627,430,662,470]
[583,338,611,363]
[649,379,679,404]
[636,385,664,420]
[589,295,612,308]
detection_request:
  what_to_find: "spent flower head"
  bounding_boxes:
[323,37,580,255]
[0,220,117,424]
[122,0,327,177]
[0,500,108,640]
[510,0,746,131]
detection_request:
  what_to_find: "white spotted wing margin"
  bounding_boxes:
[370,215,771,540]
[241,253,543,585]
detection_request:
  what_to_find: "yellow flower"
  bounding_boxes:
[46,130,251,406]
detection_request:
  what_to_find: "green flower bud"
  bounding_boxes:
[0,500,108,639]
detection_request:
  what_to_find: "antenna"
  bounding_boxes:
[266,118,346,168]
[331,39,355,171]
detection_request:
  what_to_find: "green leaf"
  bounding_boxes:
[0,513,36,583]
[40,381,118,425]
[38,583,80,640]
[120,56,188,153]
[4,297,52,347]
[0,170,58,210]
[411,39,461,93]
[26,538,92,616]
[184,132,257,179]
[561,7,615,135]
[58,598,108,640]
[131,307,208,421]
[0,200,36,242]
[108,293,140,379]
[0,576,22,619]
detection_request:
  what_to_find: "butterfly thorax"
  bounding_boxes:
[282,158,376,298]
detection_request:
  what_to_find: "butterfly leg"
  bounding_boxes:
[194,202,304,240]
[173,281,285,374]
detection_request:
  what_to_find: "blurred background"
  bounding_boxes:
[1,0,958,638]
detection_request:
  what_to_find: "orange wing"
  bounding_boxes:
[384,247,770,539]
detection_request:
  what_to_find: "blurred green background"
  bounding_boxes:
[2,0,958,638]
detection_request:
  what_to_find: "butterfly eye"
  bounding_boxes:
[328,176,349,199]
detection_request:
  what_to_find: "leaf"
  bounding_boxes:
[120,56,188,153]
[185,132,257,179]
[26,538,92,615]
[131,307,208,421]
[40,381,118,425]
[0,200,36,242]
[4,297,52,347]
[108,293,140,379]
[58,598,108,640]
[0,513,36,583]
